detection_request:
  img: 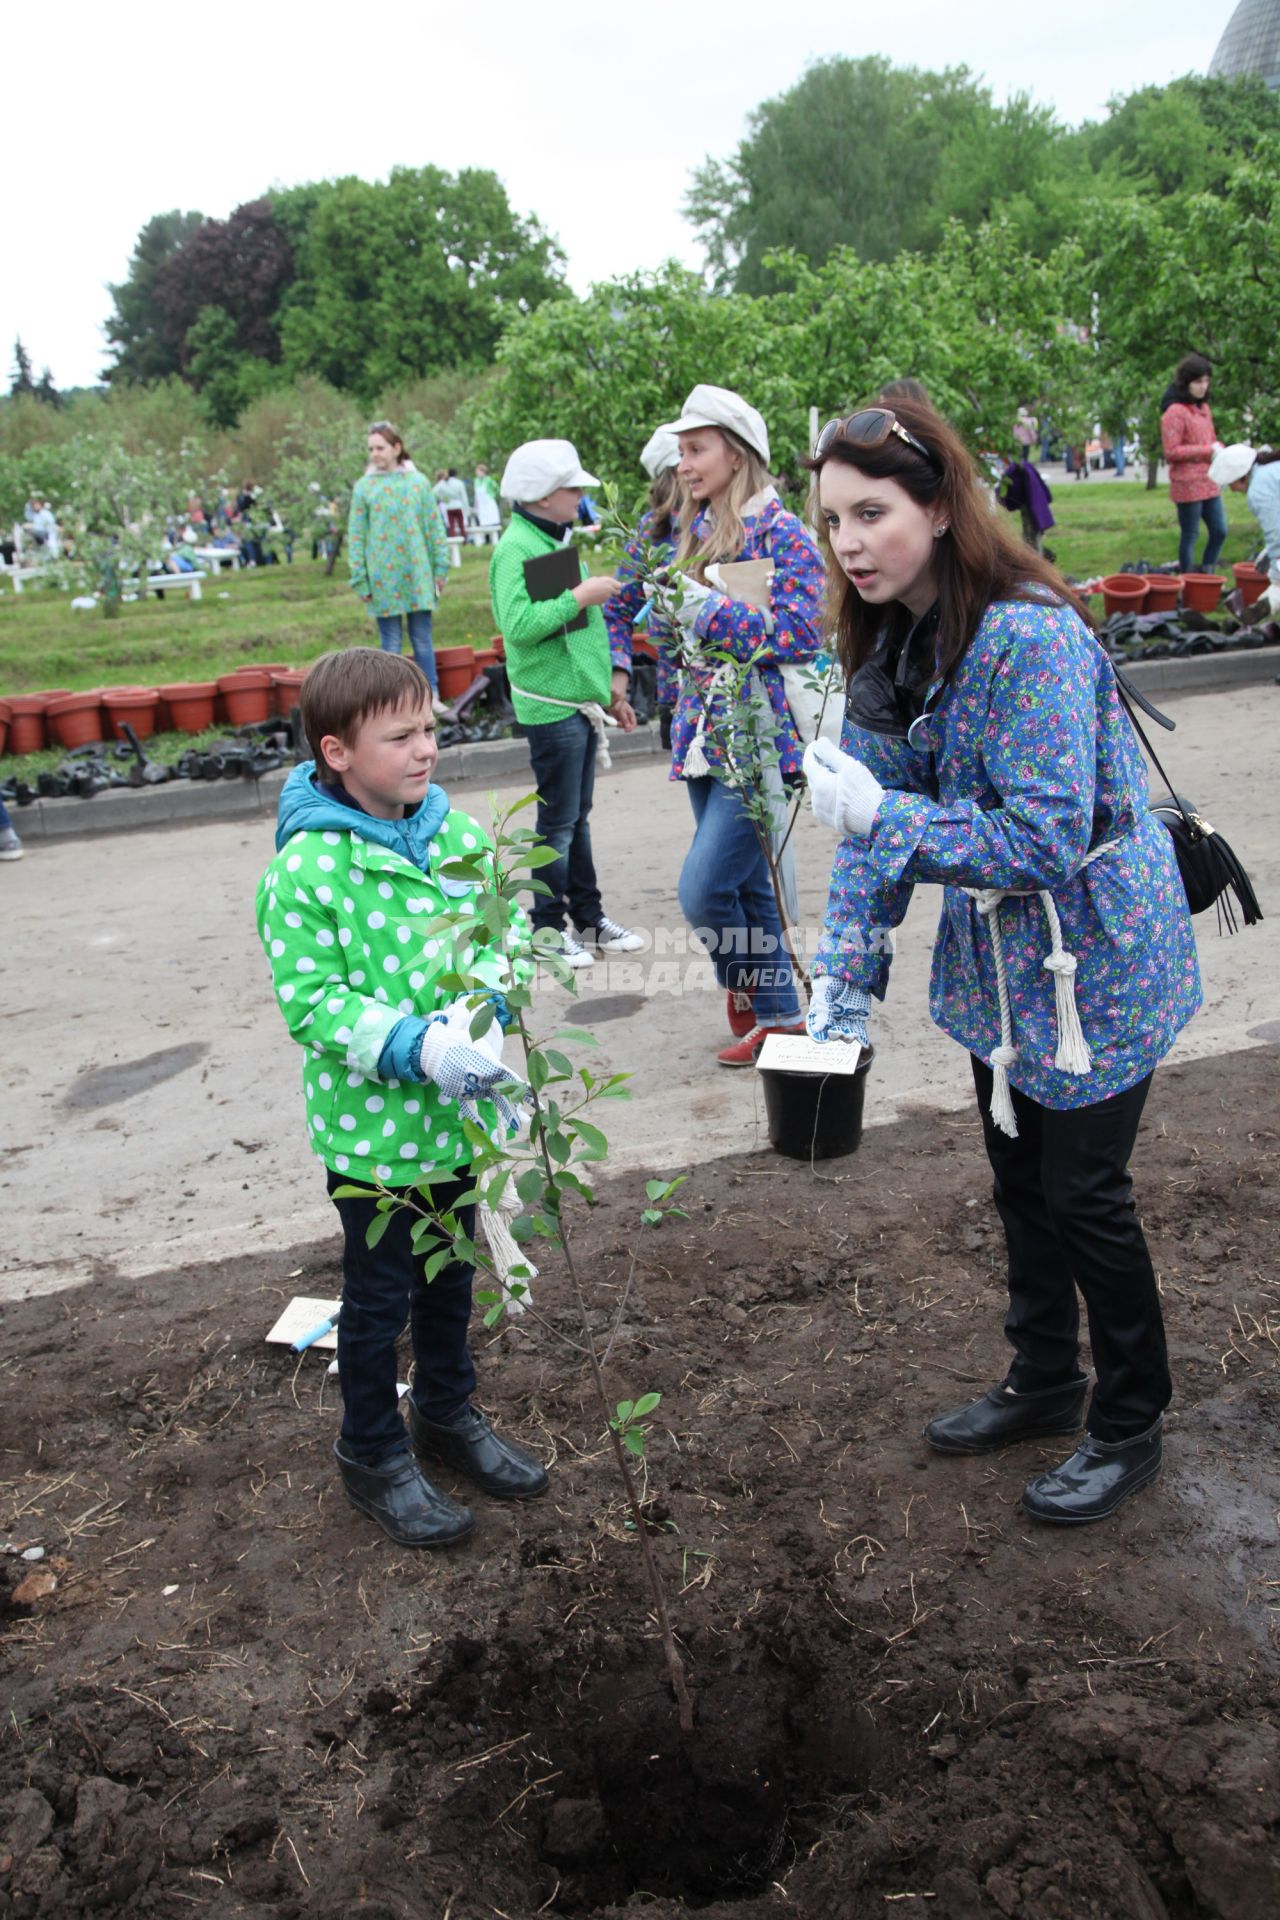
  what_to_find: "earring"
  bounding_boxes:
[934,523,949,537]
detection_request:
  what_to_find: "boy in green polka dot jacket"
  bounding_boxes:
[257,649,550,1549]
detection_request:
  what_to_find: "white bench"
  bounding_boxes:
[0,562,45,593]
[191,545,240,572]
[147,572,207,601]
[446,537,466,569]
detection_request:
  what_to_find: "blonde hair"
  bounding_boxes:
[648,465,685,545]
[674,429,771,579]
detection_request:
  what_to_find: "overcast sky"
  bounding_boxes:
[1,1,1233,389]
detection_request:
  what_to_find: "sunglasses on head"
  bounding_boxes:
[814,407,941,472]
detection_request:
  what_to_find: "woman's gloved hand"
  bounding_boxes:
[806,975,872,1047]
[419,995,528,1133]
[802,738,886,838]
[644,571,718,630]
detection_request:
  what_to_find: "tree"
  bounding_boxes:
[105,210,205,383]
[10,338,35,398]
[36,368,60,409]
[277,167,567,394]
[685,57,1049,290]
[151,199,295,373]
[54,435,194,616]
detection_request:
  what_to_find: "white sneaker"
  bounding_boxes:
[580,917,644,954]
[557,932,596,969]
[0,829,23,861]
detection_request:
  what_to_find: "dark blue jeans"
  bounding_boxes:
[375,609,438,693]
[525,712,604,934]
[326,1167,476,1462]
[970,1059,1169,1441]
[1176,495,1227,574]
[678,775,801,1027]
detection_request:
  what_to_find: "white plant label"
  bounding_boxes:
[756,1034,863,1076]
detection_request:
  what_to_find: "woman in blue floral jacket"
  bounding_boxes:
[802,395,1201,1526]
[647,385,825,1067]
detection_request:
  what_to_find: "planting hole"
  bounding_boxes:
[62,1042,209,1111]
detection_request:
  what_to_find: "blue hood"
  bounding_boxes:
[275,761,450,868]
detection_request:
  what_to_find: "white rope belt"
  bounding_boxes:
[510,686,612,769]
[963,836,1121,1139]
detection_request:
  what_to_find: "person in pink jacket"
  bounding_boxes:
[1159,354,1226,574]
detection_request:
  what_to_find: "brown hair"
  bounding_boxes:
[367,419,409,463]
[301,648,431,768]
[648,464,684,546]
[803,395,1094,682]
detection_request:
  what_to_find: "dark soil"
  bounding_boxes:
[2,1048,1278,1920]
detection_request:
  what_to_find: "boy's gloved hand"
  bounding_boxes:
[803,738,886,838]
[806,975,872,1047]
[419,996,528,1133]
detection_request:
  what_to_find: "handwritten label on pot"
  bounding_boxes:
[756,1034,863,1076]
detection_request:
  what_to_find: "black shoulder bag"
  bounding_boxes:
[1114,666,1263,933]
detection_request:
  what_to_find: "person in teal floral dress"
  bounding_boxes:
[348,423,450,698]
[802,394,1200,1528]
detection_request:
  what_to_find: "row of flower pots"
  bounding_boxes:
[1099,562,1269,620]
[0,667,307,756]
[0,642,511,755]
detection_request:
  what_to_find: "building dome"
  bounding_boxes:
[1209,0,1280,87]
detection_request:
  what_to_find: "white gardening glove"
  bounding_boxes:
[418,995,528,1134]
[643,572,716,630]
[806,976,872,1046]
[802,738,886,838]
[1263,583,1280,619]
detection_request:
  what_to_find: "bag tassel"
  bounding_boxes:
[1038,892,1092,1074]
[989,1044,1019,1138]
[682,723,711,780]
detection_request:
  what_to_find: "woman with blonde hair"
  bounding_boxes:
[652,384,825,1066]
[802,395,1200,1524]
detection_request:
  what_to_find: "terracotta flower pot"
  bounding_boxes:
[0,698,10,757]
[270,668,306,715]
[473,646,498,669]
[102,687,161,741]
[1180,573,1225,614]
[1101,574,1148,618]
[159,681,219,734]
[1143,575,1183,614]
[46,690,106,751]
[1232,562,1268,607]
[217,670,272,725]
[435,645,477,703]
[490,635,505,660]
[6,691,70,755]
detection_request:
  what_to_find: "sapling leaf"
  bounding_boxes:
[364,1211,393,1250]
[543,1049,573,1078]
[632,1392,662,1418]
[614,1400,635,1424]
[423,1246,457,1281]
[623,1429,646,1456]
[516,1167,546,1204]
[331,1183,376,1200]
[641,1209,663,1226]
[555,1027,598,1047]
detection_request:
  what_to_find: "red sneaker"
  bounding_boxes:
[726,988,755,1037]
[716,1023,804,1069]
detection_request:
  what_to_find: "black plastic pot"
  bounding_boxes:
[760,1045,874,1162]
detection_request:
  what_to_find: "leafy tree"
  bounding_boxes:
[151,199,295,375]
[104,210,205,383]
[1078,74,1280,200]
[277,166,567,394]
[53,435,195,615]
[185,304,281,428]
[685,57,1059,289]
[10,338,35,398]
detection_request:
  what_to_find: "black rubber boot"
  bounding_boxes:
[407,1401,549,1500]
[1020,1418,1163,1525]
[924,1374,1089,1455]
[334,1441,475,1547]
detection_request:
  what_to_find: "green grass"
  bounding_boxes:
[1,486,1262,784]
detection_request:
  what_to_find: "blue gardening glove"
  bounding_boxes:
[803,738,886,838]
[419,995,528,1134]
[806,975,872,1047]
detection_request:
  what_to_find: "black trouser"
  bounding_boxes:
[970,1058,1171,1442]
[326,1169,476,1463]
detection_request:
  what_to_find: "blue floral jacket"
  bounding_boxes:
[603,509,680,706]
[815,597,1202,1106]
[634,492,824,782]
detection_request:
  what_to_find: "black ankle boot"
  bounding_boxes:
[1020,1418,1163,1525]
[407,1400,550,1500]
[924,1374,1088,1455]
[334,1441,475,1547]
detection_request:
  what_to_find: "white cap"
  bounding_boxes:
[640,427,680,479]
[659,383,770,465]
[499,439,599,501]
[1208,443,1255,488]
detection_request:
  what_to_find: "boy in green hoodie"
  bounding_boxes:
[257,648,548,1548]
